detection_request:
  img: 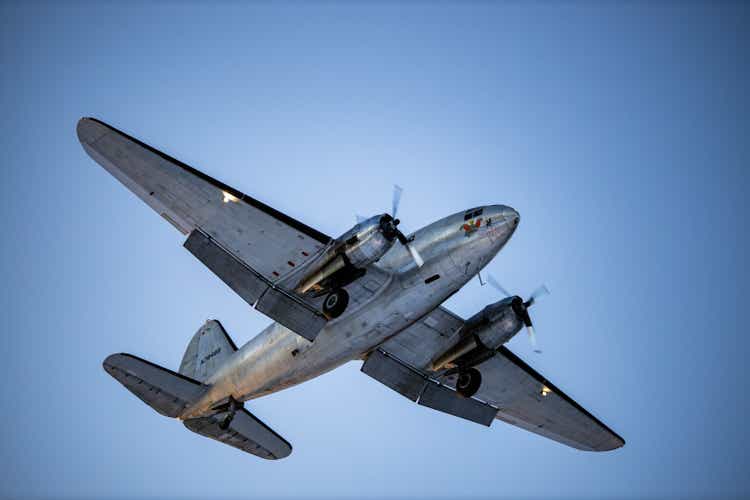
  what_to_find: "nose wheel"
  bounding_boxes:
[456,367,482,398]
[323,288,349,319]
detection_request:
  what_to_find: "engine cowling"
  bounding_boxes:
[337,214,397,268]
[295,214,399,294]
[431,297,525,371]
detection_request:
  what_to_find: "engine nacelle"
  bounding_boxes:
[295,214,398,294]
[431,297,525,371]
[336,215,396,268]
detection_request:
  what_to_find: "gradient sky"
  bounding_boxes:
[1,1,748,498]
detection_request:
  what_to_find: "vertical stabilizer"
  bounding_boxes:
[179,320,237,382]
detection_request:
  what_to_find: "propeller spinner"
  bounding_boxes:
[378,185,424,267]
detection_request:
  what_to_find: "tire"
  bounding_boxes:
[219,413,233,430]
[456,367,482,398]
[323,288,349,319]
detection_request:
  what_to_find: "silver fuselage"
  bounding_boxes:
[183,205,519,418]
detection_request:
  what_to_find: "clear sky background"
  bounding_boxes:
[1,1,748,498]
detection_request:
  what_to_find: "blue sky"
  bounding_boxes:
[1,1,748,498]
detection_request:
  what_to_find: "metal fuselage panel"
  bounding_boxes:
[183,205,518,418]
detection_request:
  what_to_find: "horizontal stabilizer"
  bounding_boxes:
[184,408,292,460]
[103,353,205,418]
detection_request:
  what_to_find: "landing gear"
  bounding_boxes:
[456,367,482,398]
[218,398,239,430]
[323,288,349,319]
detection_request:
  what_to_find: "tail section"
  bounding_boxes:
[179,320,237,382]
[103,321,292,459]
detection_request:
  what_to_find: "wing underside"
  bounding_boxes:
[372,307,625,451]
[77,118,332,340]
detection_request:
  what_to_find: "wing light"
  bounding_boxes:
[541,385,551,397]
[222,191,239,203]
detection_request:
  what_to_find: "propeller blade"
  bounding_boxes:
[355,214,368,224]
[406,243,424,267]
[530,284,550,302]
[395,230,408,245]
[526,325,542,354]
[486,274,512,298]
[392,184,403,219]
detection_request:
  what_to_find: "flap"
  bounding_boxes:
[184,230,327,341]
[361,350,426,402]
[418,382,497,426]
[362,349,497,426]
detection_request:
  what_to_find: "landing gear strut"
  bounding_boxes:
[218,398,239,430]
[323,288,349,319]
[456,367,482,398]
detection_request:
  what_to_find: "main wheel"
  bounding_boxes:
[456,367,482,398]
[219,412,234,430]
[218,398,239,430]
[323,288,349,319]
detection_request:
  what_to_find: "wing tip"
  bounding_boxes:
[611,435,626,450]
[269,443,293,460]
[76,116,108,146]
[591,434,626,452]
[102,352,126,371]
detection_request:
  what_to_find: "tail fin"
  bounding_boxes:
[179,320,237,382]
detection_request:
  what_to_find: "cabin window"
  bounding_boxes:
[424,274,440,284]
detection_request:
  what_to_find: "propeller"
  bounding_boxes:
[379,185,424,267]
[392,184,403,220]
[486,274,549,354]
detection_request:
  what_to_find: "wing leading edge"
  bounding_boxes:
[374,306,625,452]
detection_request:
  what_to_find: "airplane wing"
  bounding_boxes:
[366,306,625,451]
[77,118,332,340]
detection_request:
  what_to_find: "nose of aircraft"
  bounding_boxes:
[502,206,520,226]
[484,205,519,246]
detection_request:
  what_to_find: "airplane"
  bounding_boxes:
[77,117,625,460]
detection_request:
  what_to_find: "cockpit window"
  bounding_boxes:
[464,207,483,220]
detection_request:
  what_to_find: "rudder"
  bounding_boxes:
[179,319,237,382]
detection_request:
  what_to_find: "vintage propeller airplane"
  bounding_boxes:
[77,117,624,460]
